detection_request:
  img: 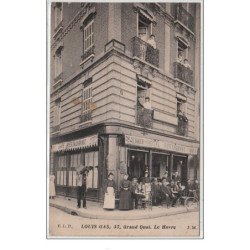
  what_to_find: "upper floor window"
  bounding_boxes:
[54,3,63,28]
[80,80,93,123]
[53,98,61,129]
[54,49,62,78]
[83,20,94,54]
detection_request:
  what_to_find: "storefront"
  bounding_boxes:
[51,134,100,201]
[121,134,199,185]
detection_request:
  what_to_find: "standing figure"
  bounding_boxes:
[131,178,141,209]
[103,173,116,210]
[141,171,151,200]
[76,169,87,209]
[161,171,171,183]
[151,177,162,206]
[119,174,132,210]
[160,178,172,208]
[147,34,156,49]
[49,174,56,199]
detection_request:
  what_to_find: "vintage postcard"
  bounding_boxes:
[47,0,203,238]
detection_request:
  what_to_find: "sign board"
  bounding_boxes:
[124,134,198,155]
[51,135,98,152]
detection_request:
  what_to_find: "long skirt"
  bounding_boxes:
[103,187,115,209]
[119,190,132,210]
[49,180,56,197]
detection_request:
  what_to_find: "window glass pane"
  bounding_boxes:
[63,171,67,185]
[60,171,63,185]
[57,171,60,185]
[68,171,73,186]
[93,167,98,188]
[72,171,77,186]
[87,169,93,188]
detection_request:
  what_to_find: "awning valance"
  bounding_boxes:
[51,135,98,152]
[133,3,156,23]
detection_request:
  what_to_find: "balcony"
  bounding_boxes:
[53,20,63,38]
[177,114,188,136]
[173,4,195,33]
[136,102,153,128]
[80,111,92,123]
[132,36,159,68]
[174,62,193,85]
[54,72,63,84]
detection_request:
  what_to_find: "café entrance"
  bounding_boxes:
[127,149,149,180]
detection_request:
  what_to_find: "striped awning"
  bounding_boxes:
[51,135,98,152]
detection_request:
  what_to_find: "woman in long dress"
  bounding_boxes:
[119,174,132,210]
[103,173,116,210]
[49,174,56,199]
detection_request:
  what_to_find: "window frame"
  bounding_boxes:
[83,20,94,54]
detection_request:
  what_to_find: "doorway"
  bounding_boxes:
[173,155,188,184]
[127,150,149,180]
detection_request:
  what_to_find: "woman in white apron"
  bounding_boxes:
[49,174,56,199]
[103,173,116,210]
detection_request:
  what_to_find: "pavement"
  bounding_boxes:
[49,196,199,220]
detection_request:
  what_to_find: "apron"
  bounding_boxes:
[103,187,115,209]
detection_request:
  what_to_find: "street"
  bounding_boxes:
[49,207,200,237]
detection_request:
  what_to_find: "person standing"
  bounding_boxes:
[119,174,132,210]
[103,173,116,210]
[151,177,161,206]
[49,173,56,199]
[76,169,87,209]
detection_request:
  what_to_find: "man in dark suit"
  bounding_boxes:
[76,169,87,208]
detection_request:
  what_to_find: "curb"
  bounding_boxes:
[50,202,198,220]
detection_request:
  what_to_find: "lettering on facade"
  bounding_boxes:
[125,135,198,155]
[51,135,98,152]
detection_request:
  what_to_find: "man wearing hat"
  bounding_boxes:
[131,178,141,209]
[162,170,170,183]
[151,177,162,206]
[76,166,88,209]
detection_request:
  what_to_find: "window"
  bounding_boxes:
[54,49,62,78]
[56,154,67,185]
[69,153,82,187]
[53,99,61,127]
[84,151,98,188]
[138,14,151,42]
[81,86,92,122]
[83,20,94,54]
[54,3,63,28]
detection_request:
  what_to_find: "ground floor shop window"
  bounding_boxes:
[84,151,98,188]
[127,150,149,180]
[151,153,170,178]
[56,155,67,185]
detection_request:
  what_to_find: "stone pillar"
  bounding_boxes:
[108,3,122,42]
[164,23,171,74]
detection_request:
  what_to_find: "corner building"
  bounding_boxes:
[50,2,201,202]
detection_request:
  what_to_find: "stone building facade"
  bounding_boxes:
[50,2,201,201]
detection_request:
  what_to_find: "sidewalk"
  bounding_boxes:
[49,196,198,220]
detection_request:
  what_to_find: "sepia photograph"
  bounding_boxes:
[48,0,203,238]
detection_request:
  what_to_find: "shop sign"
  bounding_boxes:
[51,135,98,152]
[125,135,198,155]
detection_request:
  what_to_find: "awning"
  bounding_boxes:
[51,135,98,152]
[134,3,156,23]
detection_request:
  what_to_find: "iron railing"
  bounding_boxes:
[177,114,188,136]
[174,62,193,85]
[174,4,195,32]
[136,102,153,128]
[132,36,159,68]
[81,46,95,62]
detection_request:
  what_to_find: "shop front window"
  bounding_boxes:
[151,153,170,178]
[128,150,149,180]
[56,154,67,185]
[84,151,98,188]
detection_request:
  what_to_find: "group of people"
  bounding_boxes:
[103,171,200,210]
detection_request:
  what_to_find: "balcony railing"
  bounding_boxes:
[174,62,193,85]
[81,46,95,62]
[54,20,63,35]
[80,110,92,123]
[177,114,188,136]
[174,4,195,32]
[136,102,153,128]
[132,36,159,68]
